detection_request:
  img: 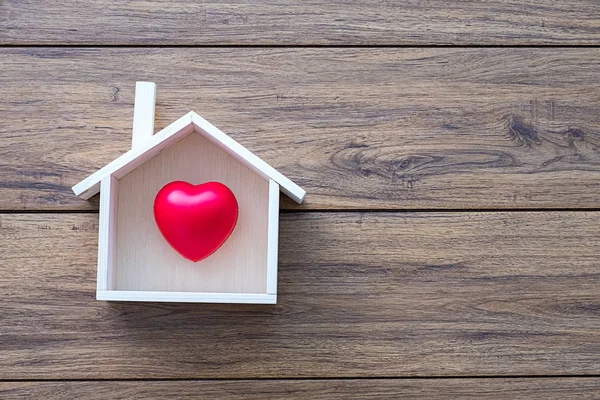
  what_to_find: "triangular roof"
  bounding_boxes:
[72,111,305,203]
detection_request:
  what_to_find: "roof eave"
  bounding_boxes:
[190,112,305,204]
[72,111,306,204]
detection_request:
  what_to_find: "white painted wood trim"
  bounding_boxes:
[131,82,157,149]
[106,176,118,290]
[190,112,305,204]
[72,112,195,199]
[97,175,118,291]
[266,179,280,295]
[96,291,277,304]
[72,110,306,204]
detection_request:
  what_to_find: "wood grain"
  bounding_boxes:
[1,48,600,210]
[2,378,600,399]
[2,1,600,45]
[115,132,269,293]
[0,212,598,379]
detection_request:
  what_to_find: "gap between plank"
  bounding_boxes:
[2,44,600,49]
[1,375,600,383]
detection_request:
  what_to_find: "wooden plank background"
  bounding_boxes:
[1,212,598,379]
[2,378,600,399]
[2,48,600,211]
[1,0,599,398]
[2,0,600,45]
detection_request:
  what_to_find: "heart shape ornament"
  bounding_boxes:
[153,181,239,262]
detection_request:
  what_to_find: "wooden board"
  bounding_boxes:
[1,48,600,211]
[2,1,600,45]
[2,378,600,399]
[4,0,599,395]
[0,212,598,379]
[115,132,269,294]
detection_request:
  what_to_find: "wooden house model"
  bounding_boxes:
[72,82,305,304]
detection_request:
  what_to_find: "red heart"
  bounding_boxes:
[153,181,239,262]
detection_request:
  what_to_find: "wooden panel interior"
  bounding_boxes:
[114,131,269,293]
